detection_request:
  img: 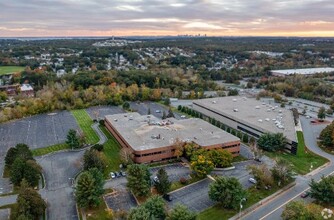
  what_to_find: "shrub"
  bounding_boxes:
[179,177,188,185]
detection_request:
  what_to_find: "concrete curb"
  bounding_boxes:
[169,177,210,194]
[306,161,331,177]
[229,181,296,220]
[213,166,235,171]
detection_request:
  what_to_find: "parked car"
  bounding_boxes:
[155,110,161,113]
[110,172,116,179]
[248,177,257,184]
[163,194,172,202]
[153,176,159,183]
[120,171,126,176]
[181,115,186,118]
[115,172,121,178]
[301,191,310,198]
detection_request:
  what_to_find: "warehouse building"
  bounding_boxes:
[271,67,334,77]
[105,112,240,163]
[193,97,298,154]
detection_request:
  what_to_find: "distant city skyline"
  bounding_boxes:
[1,0,333,37]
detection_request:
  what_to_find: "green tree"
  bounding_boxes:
[143,195,166,219]
[309,175,334,204]
[319,122,334,148]
[14,180,46,219]
[168,203,197,220]
[208,149,233,168]
[127,164,151,197]
[4,147,18,167]
[5,143,33,167]
[83,149,107,172]
[10,158,41,187]
[155,168,171,195]
[257,133,286,152]
[122,101,130,110]
[208,177,247,210]
[164,98,171,106]
[318,106,326,121]
[167,107,175,118]
[162,111,167,119]
[66,129,80,149]
[128,206,150,220]
[271,158,294,186]
[190,155,214,178]
[281,201,323,220]
[248,164,273,188]
[75,169,104,208]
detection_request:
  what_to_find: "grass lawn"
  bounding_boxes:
[71,109,99,144]
[197,185,282,220]
[0,66,24,75]
[232,155,248,163]
[85,197,111,220]
[99,125,122,177]
[266,131,328,175]
[32,143,69,156]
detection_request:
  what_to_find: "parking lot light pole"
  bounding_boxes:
[239,197,246,219]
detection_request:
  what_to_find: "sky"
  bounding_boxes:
[0,0,334,37]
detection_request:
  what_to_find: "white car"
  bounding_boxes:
[248,177,257,184]
[110,172,116,179]
[181,115,186,118]
[155,110,161,113]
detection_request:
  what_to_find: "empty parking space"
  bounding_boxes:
[167,178,214,212]
[104,189,137,212]
[86,106,125,120]
[150,163,191,182]
[0,111,78,151]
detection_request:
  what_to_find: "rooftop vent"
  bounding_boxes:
[258,119,263,123]
[114,119,118,121]
[265,118,270,121]
[233,109,239,112]
[212,101,217,104]
[256,106,260,109]
[233,99,237,102]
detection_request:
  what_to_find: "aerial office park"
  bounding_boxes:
[105,96,298,164]
[105,112,240,163]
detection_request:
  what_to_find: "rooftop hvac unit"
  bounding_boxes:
[212,101,217,104]
[233,99,237,102]
[256,106,260,109]
[258,119,263,122]
[265,118,270,121]
[233,109,239,112]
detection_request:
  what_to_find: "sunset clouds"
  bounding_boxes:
[0,0,333,37]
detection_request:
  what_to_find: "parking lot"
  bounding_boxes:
[0,111,78,151]
[167,178,215,212]
[150,163,191,182]
[86,106,125,120]
[104,189,137,212]
[129,101,185,120]
[37,151,84,220]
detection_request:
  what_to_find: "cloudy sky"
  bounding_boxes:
[1,0,334,37]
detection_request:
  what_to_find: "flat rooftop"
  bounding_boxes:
[105,112,239,151]
[271,67,334,75]
[193,97,297,142]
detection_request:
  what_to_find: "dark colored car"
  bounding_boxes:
[120,171,126,176]
[115,172,121,178]
[301,191,310,198]
[163,194,172,202]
